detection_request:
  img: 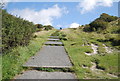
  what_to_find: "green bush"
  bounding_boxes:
[89,20,108,31]
[44,25,53,31]
[83,24,92,32]
[84,13,118,32]
[2,9,36,52]
[99,13,118,22]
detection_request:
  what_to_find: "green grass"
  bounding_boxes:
[61,28,119,79]
[2,30,55,80]
[0,55,2,80]
[33,67,74,72]
[93,53,118,75]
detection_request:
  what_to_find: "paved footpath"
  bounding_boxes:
[23,46,72,68]
[47,38,60,41]
[44,41,63,45]
[15,36,76,79]
[16,70,76,79]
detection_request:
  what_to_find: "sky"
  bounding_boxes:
[4,0,119,29]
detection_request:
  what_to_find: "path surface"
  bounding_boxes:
[45,41,63,45]
[23,46,72,68]
[16,70,76,79]
[15,36,76,79]
[49,36,59,38]
[48,38,60,41]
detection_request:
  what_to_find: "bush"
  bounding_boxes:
[83,24,92,32]
[44,25,53,31]
[84,13,118,32]
[89,20,108,31]
[2,9,36,52]
[99,13,118,22]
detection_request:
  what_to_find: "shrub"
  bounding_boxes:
[89,20,108,31]
[99,13,118,22]
[2,9,36,53]
[83,24,92,32]
[44,25,53,31]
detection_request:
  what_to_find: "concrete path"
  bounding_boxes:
[48,38,60,41]
[49,36,59,38]
[15,35,76,79]
[23,46,72,68]
[45,41,63,45]
[15,70,76,79]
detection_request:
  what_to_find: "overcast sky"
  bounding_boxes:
[5,0,119,29]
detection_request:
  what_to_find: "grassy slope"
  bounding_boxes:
[2,30,55,80]
[61,28,118,79]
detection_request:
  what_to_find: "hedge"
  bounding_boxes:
[2,9,36,53]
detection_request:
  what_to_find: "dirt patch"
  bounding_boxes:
[103,44,113,53]
[85,44,98,55]
[107,73,118,78]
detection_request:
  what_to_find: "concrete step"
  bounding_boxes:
[49,36,59,38]
[23,46,72,68]
[45,41,63,45]
[15,70,76,79]
[47,39,60,41]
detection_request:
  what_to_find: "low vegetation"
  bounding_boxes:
[60,29,118,79]
[1,8,119,80]
[0,55,2,81]
[36,24,54,31]
[2,10,36,53]
[1,9,55,80]
[59,13,119,79]
[2,30,54,80]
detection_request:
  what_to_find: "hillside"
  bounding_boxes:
[1,9,119,80]
[58,13,119,79]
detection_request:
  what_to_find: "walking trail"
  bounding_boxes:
[15,34,76,79]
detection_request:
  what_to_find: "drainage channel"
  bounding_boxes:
[14,35,77,80]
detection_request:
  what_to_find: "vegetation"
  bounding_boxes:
[84,13,118,32]
[0,55,2,81]
[2,10,36,53]
[1,8,119,80]
[1,9,55,80]
[36,24,53,31]
[60,29,119,79]
[59,13,119,79]
[2,30,54,80]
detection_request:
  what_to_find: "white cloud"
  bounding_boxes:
[10,4,68,25]
[69,23,80,28]
[77,0,113,14]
